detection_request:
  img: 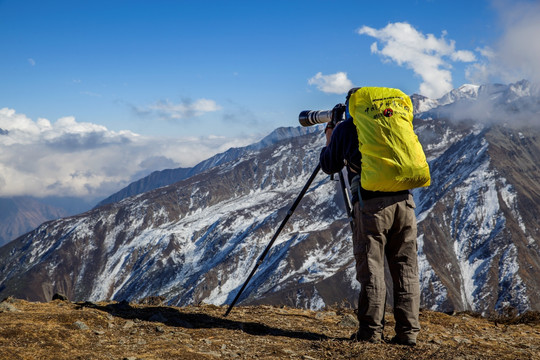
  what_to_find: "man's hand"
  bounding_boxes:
[325,125,334,146]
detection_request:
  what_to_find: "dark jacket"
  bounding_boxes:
[319,118,409,201]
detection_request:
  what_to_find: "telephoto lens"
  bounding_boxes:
[298,110,333,127]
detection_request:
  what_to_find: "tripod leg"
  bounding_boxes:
[337,169,354,233]
[224,163,322,317]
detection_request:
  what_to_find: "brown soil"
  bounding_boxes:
[1,297,539,359]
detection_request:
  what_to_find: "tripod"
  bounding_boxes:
[224,163,353,317]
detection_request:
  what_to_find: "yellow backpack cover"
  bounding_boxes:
[348,87,430,192]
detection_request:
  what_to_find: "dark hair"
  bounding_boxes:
[346,87,362,103]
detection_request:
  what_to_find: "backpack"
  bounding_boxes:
[347,87,430,192]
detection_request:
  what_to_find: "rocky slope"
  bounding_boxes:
[413,121,540,314]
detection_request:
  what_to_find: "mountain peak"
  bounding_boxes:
[413,79,540,121]
[436,84,480,107]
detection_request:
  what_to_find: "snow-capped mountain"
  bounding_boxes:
[411,84,480,114]
[0,81,539,315]
[411,79,539,121]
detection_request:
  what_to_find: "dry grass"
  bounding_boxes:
[1,297,539,359]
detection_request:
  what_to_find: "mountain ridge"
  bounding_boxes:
[95,126,320,208]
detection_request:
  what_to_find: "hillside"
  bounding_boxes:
[1,297,539,360]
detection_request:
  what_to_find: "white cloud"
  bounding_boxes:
[0,108,255,199]
[308,72,354,94]
[451,50,477,63]
[357,22,476,98]
[28,58,36,66]
[467,0,540,85]
[139,98,222,120]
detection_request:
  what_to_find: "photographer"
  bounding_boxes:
[319,88,421,346]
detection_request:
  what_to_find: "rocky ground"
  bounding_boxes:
[1,296,539,359]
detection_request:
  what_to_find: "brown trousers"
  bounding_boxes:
[353,193,420,341]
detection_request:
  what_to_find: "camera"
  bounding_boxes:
[299,104,346,127]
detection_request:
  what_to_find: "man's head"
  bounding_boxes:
[345,87,361,120]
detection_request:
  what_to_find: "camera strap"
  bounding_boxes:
[350,174,363,209]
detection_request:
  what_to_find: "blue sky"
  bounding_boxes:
[0,0,539,200]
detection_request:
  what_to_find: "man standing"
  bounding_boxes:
[320,87,427,346]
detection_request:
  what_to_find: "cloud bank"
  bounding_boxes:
[467,0,540,86]
[0,108,255,199]
[357,22,476,98]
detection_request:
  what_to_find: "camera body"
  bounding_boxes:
[299,104,346,127]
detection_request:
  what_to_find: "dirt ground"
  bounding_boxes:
[1,297,539,359]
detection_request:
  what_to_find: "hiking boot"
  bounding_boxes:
[350,331,383,343]
[390,335,416,346]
